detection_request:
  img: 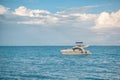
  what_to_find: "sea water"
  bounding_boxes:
[0,46,120,80]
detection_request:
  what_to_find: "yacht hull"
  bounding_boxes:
[61,49,91,55]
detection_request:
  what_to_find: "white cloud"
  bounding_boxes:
[57,5,98,14]
[56,8,97,21]
[0,5,8,14]
[13,6,50,17]
[0,5,120,45]
[91,10,120,45]
[12,6,97,25]
[16,15,59,25]
[1,5,120,30]
[12,6,60,25]
[70,13,97,21]
[17,20,45,25]
[93,10,120,29]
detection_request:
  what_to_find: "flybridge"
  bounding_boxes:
[75,42,83,44]
[75,42,83,46]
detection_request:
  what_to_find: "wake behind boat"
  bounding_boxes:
[61,42,91,55]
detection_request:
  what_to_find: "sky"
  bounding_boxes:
[0,0,120,46]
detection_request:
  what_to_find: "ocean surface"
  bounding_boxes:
[0,46,120,80]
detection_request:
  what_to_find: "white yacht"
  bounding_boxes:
[61,42,91,55]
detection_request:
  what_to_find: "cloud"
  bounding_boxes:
[6,6,96,26]
[0,5,8,14]
[1,5,120,30]
[91,10,120,45]
[93,10,120,29]
[57,5,98,14]
[56,12,96,21]
[92,10,120,42]
[0,5,120,29]
[13,6,50,17]
[0,5,120,45]
[12,6,60,25]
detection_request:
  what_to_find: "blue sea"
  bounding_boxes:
[0,46,120,80]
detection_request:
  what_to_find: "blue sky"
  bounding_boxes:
[0,0,120,46]
[1,0,120,13]
[0,0,119,13]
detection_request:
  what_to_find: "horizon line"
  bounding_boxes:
[0,45,120,46]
